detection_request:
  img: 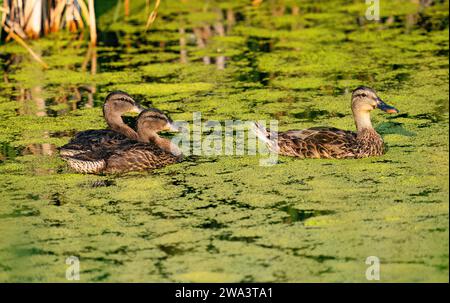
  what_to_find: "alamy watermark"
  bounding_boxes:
[66,256,80,281]
[365,256,381,280]
[170,112,279,166]
[365,0,380,21]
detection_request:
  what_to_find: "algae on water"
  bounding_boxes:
[0,0,448,282]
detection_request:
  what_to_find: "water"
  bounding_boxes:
[0,0,448,282]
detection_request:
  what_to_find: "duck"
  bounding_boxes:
[59,91,145,157]
[253,86,399,159]
[62,108,183,174]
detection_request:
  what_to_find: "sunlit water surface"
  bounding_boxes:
[0,0,448,282]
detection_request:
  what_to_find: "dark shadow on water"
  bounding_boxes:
[292,108,346,121]
[376,121,416,137]
[217,231,259,243]
[197,219,227,230]
[280,206,335,224]
[158,244,190,256]
[410,188,440,197]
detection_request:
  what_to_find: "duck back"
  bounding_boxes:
[64,140,181,174]
[278,127,359,159]
[59,129,132,157]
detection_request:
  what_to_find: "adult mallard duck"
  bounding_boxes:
[62,108,182,174]
[59,91,144,157]
[253,86,399,159]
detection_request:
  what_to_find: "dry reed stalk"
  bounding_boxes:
[23,0,42,38]
[18,0,25,27]
[1,4,8,29]
[4,1,26,40]
[42,1,50,34]
[124,0,130,17]
[252,0,263,7]
[66,0,78,32]
[77,0,91,26]
[73,4,85,30]
[88,0,97,46]
[145,0,161,31]
[51,0,67,32]
[64,0,85,33]
[3,26,49,68]
[3,0,93,38]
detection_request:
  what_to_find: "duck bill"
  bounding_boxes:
[166,122,182,132]
[132,104,145,114]
[377,98,399,114]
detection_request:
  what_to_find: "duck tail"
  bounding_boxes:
[62,156,106,174]
[251,122,279,152]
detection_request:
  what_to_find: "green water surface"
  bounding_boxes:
[0,0,448,282]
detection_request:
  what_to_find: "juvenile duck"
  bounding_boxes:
[254,86,399,159]
[59,91,144,157]
[63,108,182,174]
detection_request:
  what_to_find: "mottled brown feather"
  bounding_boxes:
[61,107,182,174]
[65,140,181,174]
[59,129,131,157]
[255,86,397,159]
[264,127,385,159]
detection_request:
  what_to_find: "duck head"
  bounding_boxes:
[102,91,145,140]
[351,86,398,132]
[137,109,180,135]
[103,91,145,116]
[136,109,182,156]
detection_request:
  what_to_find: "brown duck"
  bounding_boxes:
[253,87,399,159]
[62,108,182,174]
[59,91,145,157]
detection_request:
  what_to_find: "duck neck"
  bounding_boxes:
[353,110,374,134]
[104,110,139,141]
[352,110,384,156]
[139,130,182,156]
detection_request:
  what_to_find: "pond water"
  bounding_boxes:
[0,0,448,282]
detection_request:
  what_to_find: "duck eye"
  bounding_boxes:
[361,93,367,97]
[118,97,133,104]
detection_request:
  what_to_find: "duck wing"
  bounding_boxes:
[277,127,358,159]
[63,141,180,174]
[104,142,182,173]
[59,129,131,157]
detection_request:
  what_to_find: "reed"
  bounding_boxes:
[87,0,96,45]
[1,0,93,39]
[1,0,96,67]
[145,0,161,31]
[2,26,49,68]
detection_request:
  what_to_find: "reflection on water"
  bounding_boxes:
[15,84,97,117]
[17,86,46,117]
[1,140,56,159]
[0,0,447,159]
[22,142,56,157]
[0,0,448,283]
[1,0,446,118]
[82,45,98,75]
[180,8,232,68]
